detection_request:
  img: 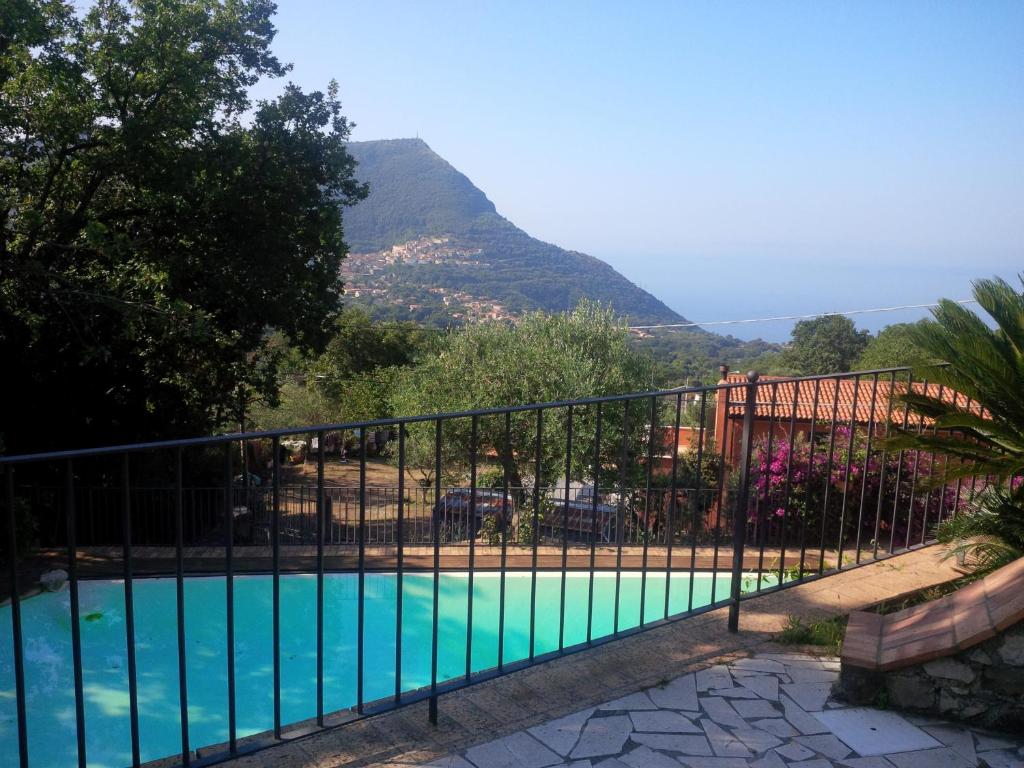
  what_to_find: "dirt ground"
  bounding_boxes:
[281,456,421,488]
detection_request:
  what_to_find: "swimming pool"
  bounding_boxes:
[0,570,765,767]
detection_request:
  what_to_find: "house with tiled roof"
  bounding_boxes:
[711,366,982,467]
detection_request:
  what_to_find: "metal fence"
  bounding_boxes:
[15,483,721,547]
[0,367,966,768]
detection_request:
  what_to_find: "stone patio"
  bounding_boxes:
[421,653,1024,768]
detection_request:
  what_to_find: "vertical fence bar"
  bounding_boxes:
[223,444,236,755]
[357,428,367,713]
[872,372,899,560]
[817,379,843,574]
[559,406,573,650]
[950,395,973,523]
[498,412,511,670]
[5,468,29,768]
[836,376,861,568]
[613,400,629,634]
[889,372,914,552]
[87,486,96,546]
[664,392,682,620]
[776,380,800,586]
[906,379,928,549]
[711,382,732,604]
[316,431,325,726]
[429,420,442,724]
[66,460,87,768]
[529,409,543,660]
[920,384,945,545]
[466,415,478,680]
[192,488,199,546]
[271,437,281,739]
[640,397,656,625]
[937,393,956,527]
[587,403,602,644]
[755,384,778,591]
[395,424,405,701]
[854,375,880,562]
[688,393,707,613]
[729,373,759,632]
[935,448,951,530]
[174,449,190,765]
[121,456,141,766]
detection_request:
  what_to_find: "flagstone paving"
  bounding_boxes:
[422,654,1024,768]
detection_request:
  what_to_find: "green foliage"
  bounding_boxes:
[856,321,933,370]
[250,307,431,431]
[782,563,810,583]
[305,307,433,390]
[389,301,653,492]
[746,350,801,377]
[476,467,507,489]
[651,443,722,491]
[249,379,343,432]
[777,615,847,653]
[1,0,367,453]
[479,514,504,545]
[633,331,780,386]
[342,138,496,252]
[782,316,871,375]
[883,275,1024,573]
[935,485,1024,573]
[872,577,971,616]
[515,515,535,546]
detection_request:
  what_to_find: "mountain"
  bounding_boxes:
[341,138,684,325]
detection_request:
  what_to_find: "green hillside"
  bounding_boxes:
[343,138,497,251]
[343,138,684,324]
[339,138,779,379]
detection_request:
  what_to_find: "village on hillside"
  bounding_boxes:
[341,235,516,322]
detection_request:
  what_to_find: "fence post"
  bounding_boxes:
[728,371,759,633]
[325,495,333,543]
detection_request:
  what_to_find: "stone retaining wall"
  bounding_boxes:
[837,622,1024,731]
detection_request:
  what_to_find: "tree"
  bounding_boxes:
[248,308,432,433]
[0,0,367,454]
[388,302,654,492]
[856,321,933,370]
[885,276,1024,572]
[782,316,871,375]
[306,308,433,400]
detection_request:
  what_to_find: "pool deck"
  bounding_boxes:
[8,544,832,592]
[196,544,966,768]
[421,652,1024,768]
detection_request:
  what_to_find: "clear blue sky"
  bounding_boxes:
[253,1,1023,341]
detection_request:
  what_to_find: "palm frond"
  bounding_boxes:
[935,484,1024,575]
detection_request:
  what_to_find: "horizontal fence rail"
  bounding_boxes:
[0,367,973,768]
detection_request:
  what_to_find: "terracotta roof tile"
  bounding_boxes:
[721,374,983,427]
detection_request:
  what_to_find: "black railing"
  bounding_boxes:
[0,367,965,768]
[15,483,721,547]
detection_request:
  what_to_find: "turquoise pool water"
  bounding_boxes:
[0,570,759,767]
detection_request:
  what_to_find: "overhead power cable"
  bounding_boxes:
[625,300,979,331]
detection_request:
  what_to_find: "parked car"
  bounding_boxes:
[432,489,517,541]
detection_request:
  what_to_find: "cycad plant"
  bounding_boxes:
[934,485,1024,571]
[885,275,1024,573]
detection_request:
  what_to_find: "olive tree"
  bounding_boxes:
[388,302,655,494]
